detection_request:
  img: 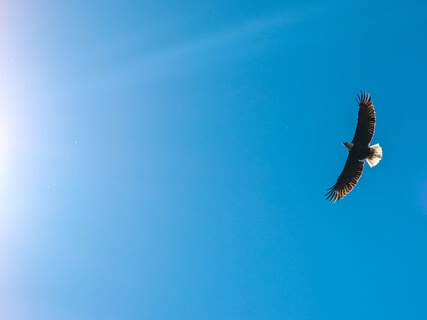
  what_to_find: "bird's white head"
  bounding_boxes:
[342,142,354,151]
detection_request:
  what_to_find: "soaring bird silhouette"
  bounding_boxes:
[326,92,382,202]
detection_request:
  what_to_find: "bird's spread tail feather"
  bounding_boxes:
[366,143,382,167]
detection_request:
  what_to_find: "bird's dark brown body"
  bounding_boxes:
[346,144,370,160]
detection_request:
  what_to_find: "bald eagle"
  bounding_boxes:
[326,92,382,202]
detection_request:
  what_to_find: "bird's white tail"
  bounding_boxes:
[366,143,382,167]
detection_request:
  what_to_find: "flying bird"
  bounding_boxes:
[326,92,382,202]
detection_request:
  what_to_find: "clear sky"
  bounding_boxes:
[1,1,427,319]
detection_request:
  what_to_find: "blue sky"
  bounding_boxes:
[1,0,427,319]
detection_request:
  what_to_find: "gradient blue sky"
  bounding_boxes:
[1,1,427,319]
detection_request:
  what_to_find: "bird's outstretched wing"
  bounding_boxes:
[351,92,376,146]
[326,155,364,202]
